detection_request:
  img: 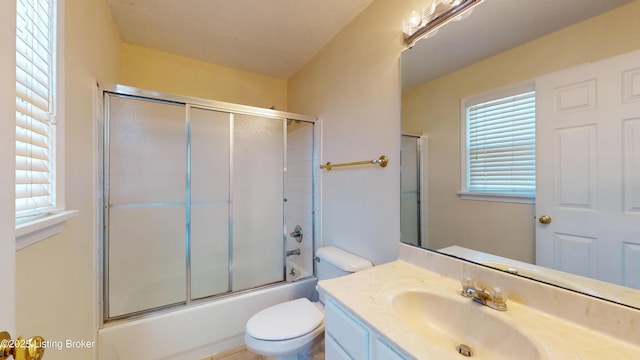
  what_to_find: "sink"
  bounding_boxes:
[391,290,543,359]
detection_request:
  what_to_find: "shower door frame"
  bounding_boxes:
[97,84,316,323]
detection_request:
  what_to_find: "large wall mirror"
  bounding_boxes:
[401,0,640,309]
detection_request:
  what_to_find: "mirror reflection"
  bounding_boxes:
[400,0,640,309]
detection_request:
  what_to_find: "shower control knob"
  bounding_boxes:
[290,225,303,242]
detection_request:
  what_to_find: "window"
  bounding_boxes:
[460,83,536,203]
[16,0,56,218]
[15,0,75,247]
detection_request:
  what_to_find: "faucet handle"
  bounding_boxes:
[461,276,474,289]
[489,286,508,311]
[490,287,508,302]
[460,277,474,297]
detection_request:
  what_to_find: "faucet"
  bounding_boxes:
[460,277,508,311]
[285,249,301,257]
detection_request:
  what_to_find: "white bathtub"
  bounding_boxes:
[98,277,316,360]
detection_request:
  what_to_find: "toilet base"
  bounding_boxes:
[261,339,324,360]
[246,331,324,360]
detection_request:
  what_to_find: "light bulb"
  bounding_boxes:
[421,0,437,22]
[402,11,422,36]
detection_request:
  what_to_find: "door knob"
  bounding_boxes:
[538,215,552,224]
[1,331,45,360]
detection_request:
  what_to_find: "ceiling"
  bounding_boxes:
[106,0,373,79]
[401,0,635,90]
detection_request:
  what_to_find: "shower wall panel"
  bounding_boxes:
[285,122,315,280]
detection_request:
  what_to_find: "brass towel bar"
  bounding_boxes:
[320,155,388,171]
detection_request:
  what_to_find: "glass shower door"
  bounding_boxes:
[232,114,285,291]
[189,107,231,300]
[106,95,187,318]
[103,87,300,320]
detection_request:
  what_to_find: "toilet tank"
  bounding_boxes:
[315,246,373,281]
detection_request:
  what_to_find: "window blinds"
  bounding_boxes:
[466,88,536,194]
[16,0,55,217]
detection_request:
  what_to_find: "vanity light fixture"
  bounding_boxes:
[403,0,485,48]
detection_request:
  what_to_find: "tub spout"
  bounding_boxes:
[286,249,301,257]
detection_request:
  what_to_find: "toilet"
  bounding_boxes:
[244,246,373,360]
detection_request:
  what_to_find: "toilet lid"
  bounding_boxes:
[246,298,323,341]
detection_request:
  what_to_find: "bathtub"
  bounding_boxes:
[98,277,316,360]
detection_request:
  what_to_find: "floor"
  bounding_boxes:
[201,345,263,360]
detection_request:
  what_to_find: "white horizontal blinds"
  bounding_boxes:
[16,0,55,217]
[466,87,536,194]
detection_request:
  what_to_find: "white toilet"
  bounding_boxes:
[244,246,373,360]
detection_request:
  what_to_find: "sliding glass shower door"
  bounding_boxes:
[106,95,188,317]
[104,92,289,320]
[232,113,284,291]
[189,107,230,300]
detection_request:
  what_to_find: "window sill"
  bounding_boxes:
[16,210,79,250]
[457,191,535,204]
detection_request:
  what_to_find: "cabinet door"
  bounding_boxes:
[325,299,369,359]
[325,334,352,360]
[372,337,408,360]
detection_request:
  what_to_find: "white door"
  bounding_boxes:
[536,50,640,288]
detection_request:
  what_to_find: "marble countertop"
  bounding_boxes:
[319,260,640,359]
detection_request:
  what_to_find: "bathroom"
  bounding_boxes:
[1,0,639,359]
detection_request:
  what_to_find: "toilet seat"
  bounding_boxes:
[246,298,323,340]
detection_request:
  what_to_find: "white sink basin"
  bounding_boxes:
[392,290,543,359]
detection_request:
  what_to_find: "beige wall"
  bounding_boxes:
[402,1,640,263]
[120,43,288,110]
[15,0,121,359]
[288,0,418,265]
[0,0,16,333]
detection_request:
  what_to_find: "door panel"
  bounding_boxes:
[106,95,187,317]
[623,119,640,212]
[231,114,284,291]
[554,125,596,208]
[189,107,231,300]
[536,50,640,287]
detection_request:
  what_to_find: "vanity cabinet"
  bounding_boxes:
[325,298,408,360]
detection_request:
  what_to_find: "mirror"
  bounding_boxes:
[400,0,640,309]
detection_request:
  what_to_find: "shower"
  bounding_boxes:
[99,85,316,321]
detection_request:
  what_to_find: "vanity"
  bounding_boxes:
[318,244,640,359]
[325,298,407,359]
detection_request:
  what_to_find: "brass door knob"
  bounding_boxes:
[1,332,45,360]
[538,215,552,224]
[0,331,9,359]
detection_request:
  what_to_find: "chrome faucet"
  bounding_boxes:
[285,249,301,257]
[460,277,508,311]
